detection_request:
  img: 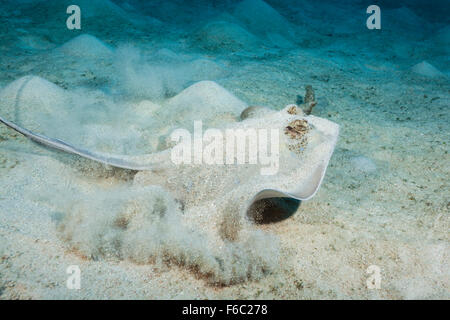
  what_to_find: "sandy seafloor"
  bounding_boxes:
[0,0,449,299]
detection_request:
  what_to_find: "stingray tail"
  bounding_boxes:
[0,115,155,171]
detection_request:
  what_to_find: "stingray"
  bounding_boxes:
[0,105,338,205]
[0,78,339,216]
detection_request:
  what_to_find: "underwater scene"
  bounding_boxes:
[0,0,448,300]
